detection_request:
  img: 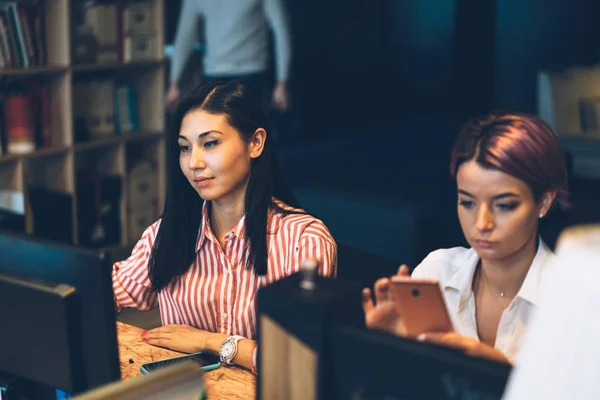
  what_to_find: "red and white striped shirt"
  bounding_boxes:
[113,199,337,340]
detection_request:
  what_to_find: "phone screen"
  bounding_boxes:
[141,352,221,373]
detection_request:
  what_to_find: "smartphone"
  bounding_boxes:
[140,351,221,374]
[389,277,454,338]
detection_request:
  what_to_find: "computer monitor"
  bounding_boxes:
[330,325,512,400]
[0,274,82,398]
[0,231,120,397]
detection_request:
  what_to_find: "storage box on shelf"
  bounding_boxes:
[126,136,163,244]
[0,0,165,247]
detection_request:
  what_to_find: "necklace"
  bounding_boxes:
[474,263,508,298]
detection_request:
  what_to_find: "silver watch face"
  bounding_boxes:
[221,341,235,358]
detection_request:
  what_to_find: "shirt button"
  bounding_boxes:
[223,313,228,320]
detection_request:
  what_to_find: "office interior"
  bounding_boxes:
[1,0,600,399]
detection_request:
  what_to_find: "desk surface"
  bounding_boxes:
[117,322,256,399]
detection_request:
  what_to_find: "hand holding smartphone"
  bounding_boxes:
[389,277,454,338]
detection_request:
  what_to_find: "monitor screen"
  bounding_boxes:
[0,274,81,392]
[331,325,511,400]
[0,231,120,397]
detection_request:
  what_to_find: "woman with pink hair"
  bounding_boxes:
[363,112,570,364]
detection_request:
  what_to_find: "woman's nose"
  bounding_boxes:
[476,205,495,232]
[189,149,206,170]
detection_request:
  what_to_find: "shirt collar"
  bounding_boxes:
[443,238,554,307]
[515,240,554,305]
[195,202,209,252]
[194,199,290,253]
[443,247,480,307]
[195,201,246,252]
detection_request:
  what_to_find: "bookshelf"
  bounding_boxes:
[0,0,166,248]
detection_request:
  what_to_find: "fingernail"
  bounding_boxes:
[417,334,426,342]
[141,330,148,338]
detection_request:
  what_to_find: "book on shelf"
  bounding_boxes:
[0,5,19,68]
[0,98,3,156]
[0,80,51,154]
[3,92,35,154]
[0,1,46,69]
[76,172,122,248]
[38,83,51,147]
[74,79,140,141]
[114,83,138,134]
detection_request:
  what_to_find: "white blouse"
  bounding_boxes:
[411,240,555,362]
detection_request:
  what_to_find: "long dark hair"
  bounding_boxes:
[148,80,301,292]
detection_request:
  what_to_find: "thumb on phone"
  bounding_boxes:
[397,264,410,277]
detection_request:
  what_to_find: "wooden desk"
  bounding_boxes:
[116,322,256,399]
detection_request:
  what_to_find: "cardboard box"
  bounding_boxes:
[123,35,156,62]
[122,3,155,36]
[127,162,156,208]
[128,204,156,243]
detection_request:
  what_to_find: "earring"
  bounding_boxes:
[252,152,257,157]
[539,213,544,219]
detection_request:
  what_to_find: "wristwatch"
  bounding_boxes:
[219,335,245,365]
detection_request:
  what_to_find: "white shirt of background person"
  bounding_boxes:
[411,238,555,362]
[502,226,600,400]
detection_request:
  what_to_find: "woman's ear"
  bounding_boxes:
[249,128,267,158]
[538,190,557,218]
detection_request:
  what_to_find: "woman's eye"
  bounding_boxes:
[203,140,219,148]
[459,200,475,209]
[179,144,191,152]
[497,202,519,211]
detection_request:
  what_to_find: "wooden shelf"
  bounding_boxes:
[124,131,164,143]
[0,65,69,77]
[26,146,71,159]
[0,153,22,165]
[71,59,166,73]
[0,146,71,164]
[0,0,166,247]
[75,136,122,152]
[73,131,164,152]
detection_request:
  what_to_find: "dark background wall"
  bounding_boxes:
[161,0,600,273]
[164,0,600,134]
[494,0,586,112]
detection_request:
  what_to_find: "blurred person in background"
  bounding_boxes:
[166,0,292,116]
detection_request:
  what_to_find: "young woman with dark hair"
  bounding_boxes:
[363,112,569,364]
[112,80,337,373]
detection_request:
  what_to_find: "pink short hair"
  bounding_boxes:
[450,112,570,210]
